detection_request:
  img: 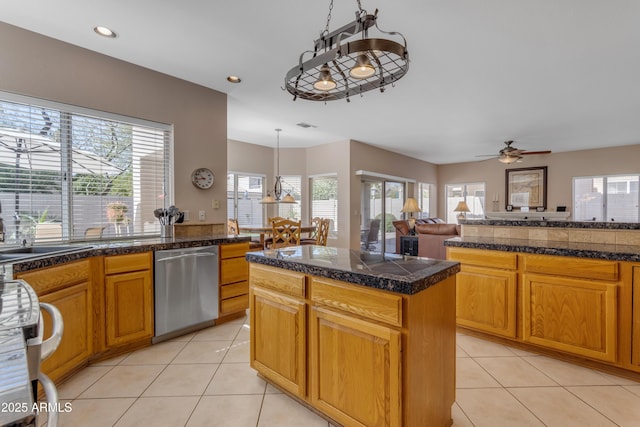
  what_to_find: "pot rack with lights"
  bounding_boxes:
[284,0,409,102]
[261,129,296,204]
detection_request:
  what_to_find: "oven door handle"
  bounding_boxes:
[40,302,64,361]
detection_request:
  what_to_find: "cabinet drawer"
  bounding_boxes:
[220,242,249,259]
[448,248,517,270]
[249,264,305,298]
[311,277,402,327]
[17,259,90,295]
[221,294,249,314]
[221,281,248,299]
[221,257,248,284]
[105,252,152,275]
[524,255,618,281]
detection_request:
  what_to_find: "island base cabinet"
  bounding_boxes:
[309,306,401,427]
[250,286,306,397]
[523,274,617,362]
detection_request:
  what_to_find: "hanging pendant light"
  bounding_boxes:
[261,129,297,204]
[313,64,337,91]
[284,0,409,102]
[350,53,376,79]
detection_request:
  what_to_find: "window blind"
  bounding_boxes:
[0,92,172,244]
[574,175,639,222]
[310,175,338,237]
[227,173,265,226]
[278,175,302,219]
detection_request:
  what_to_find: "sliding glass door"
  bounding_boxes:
[361,179,404,253]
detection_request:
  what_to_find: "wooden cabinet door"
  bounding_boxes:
[523,273,617,362]
[456,265,518,338]
[39,282,92,383]
[309,306,401,427]
[250,286,306,397]
[105,270,153,347]
[632,266,640,367]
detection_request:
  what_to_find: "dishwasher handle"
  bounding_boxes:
[156,252,217,263]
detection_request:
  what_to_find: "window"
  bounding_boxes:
[278,175,302,219]
[418,182,432,218]
[227,173,265,226]
[0,92,171,244]
[574,174,639,222]
[445,182,485,223]
[310,175,338,238]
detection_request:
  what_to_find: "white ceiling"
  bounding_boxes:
[3,0,640,164]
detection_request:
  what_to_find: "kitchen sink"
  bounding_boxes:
[0,245,94,262]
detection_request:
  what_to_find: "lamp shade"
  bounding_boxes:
[401,197,421,214]
[454,201,471,212]
[260,194,276,204]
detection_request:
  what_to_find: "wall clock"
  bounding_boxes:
[191,167,215,189]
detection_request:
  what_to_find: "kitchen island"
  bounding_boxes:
[247,245,460,427]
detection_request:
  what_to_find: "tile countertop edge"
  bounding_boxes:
[246,248,460,295]
[8,235,251,274]
[445,236,640,262]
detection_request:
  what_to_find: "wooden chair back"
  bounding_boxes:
[315,218,330,246]
[270,219,301,248]
[308,217,322,238]
[227,218,240,235]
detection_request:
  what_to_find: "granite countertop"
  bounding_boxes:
[5,235,250,273]
[460,219,640,230]
[445,236,640,262]
[246,245,460,295]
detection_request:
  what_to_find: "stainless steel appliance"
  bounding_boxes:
[0,278,63,427]
[153,245,219,343]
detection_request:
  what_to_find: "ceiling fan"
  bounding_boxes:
[478,140,552,164]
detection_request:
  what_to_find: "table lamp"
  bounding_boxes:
[454,201,471,222]
[401,197,421,235]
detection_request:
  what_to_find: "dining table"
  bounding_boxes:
[239,224,316,248]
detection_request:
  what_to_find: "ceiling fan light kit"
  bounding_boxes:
[284,0,409,102]
[479,141,551,163]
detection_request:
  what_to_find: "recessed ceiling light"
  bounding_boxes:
[94,26,117,38]
[227,76,242,83]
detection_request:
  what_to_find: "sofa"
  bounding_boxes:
[392,218,460,259]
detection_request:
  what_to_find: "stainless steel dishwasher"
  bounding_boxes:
[153,245,219,343]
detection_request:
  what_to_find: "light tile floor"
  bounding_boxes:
[45,315,640,427]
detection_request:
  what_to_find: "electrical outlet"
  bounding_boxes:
[198,210,205,221]
[183,210,190,221]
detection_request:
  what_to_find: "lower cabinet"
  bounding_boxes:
[310,306,401,427]
[17,259,93,383]
[448,247,627,369]
[630,266,640,367]
[103,252,154,350]
[448,248,518,338]
[250,286,306,397]
[39,282,92,383]
[219,242,250,322]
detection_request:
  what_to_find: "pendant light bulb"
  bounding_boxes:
[313,64,337,91]
[350,53,375,79]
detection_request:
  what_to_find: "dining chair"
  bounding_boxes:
[84,226,105,240]
[315,218,330,246]
[227,218,240,235]
[300,217,321,245]
[269,218,301,248]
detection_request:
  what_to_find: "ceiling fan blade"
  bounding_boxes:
[521,150,552,155]
[475,154,499,157]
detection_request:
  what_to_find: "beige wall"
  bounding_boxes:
[0,22,228,224]
[437,144,640,219]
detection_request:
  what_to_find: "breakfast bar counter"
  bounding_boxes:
[247,246,459,427]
